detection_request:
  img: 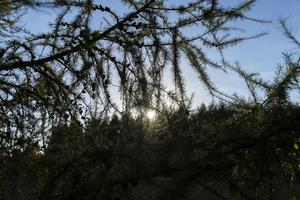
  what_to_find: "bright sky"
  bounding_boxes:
[181,0,300,105]
[22,0,300,107]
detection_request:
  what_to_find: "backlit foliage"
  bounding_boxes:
[1,1,300,200]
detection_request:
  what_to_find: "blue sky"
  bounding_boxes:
[22,0,300,106]
[180,0,300,105]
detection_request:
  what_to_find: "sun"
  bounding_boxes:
[146,109,156,120]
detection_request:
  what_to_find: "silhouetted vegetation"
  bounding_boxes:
[2,103,300,199]
[1,0,300,199]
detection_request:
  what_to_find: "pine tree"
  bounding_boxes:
[0,0,265,149]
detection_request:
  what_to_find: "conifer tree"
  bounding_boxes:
[0,0,264,149]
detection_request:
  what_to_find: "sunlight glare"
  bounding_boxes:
[146,109,156,120]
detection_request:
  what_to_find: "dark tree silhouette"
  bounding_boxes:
[1,1,300,200]
[0,0,264,149]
